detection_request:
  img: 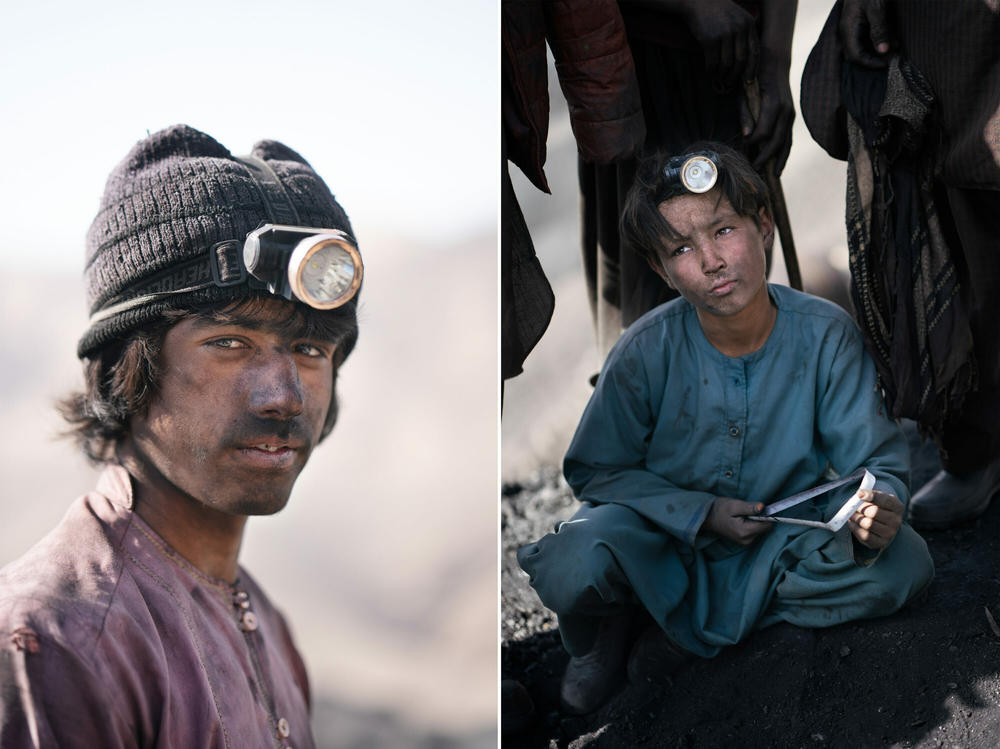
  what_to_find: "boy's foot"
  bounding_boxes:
[626,624,690,686]
[560,613,632,714]
[907,458,1000,530]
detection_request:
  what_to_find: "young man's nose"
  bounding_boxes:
[248,349,304,419]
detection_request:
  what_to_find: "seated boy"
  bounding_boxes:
[517,143,934,714]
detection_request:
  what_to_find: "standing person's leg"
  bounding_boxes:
[909,186,1000,528]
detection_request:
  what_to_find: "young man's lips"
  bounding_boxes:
[236,442,301,469]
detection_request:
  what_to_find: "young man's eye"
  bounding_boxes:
[671,245,692,257]
[210,337,246,349]
[295,343,328,358]
[717,227,734,237]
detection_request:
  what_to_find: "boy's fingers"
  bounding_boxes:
[853,503,901,525]
[731,501,764,517]
[737,521,771,544]
[852,515,895,535]
[849,521,889,548]
[849,520,872,544]
[860,490,903,511]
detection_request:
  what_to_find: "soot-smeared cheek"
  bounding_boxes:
[189,442,212,465]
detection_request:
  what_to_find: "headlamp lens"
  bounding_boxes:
[680,155,718,193]
[288,234,363,309]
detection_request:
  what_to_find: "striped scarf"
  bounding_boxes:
[844,56,976,433]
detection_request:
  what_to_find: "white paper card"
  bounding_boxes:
[747,470,876,531]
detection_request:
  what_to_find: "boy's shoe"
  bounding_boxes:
[907,458,1000,530]
[560,613,632,714]
[626,624,690,686]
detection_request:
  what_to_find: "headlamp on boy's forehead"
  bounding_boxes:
[661,150,720,196]
[243,224,363,310]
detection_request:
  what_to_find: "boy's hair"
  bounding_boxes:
[620,142,772,268]
[60,298,357,464]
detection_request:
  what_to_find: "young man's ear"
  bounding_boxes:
[758,205,775,255]
[646,254,676,290]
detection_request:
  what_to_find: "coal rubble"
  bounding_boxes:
[502,463,1000,748]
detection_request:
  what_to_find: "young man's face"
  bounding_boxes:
[127,298,337,517]
[651,188,773,318]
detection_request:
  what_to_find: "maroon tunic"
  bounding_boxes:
[0,465,314,748]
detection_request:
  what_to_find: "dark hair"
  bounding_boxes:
[60,298,358,464]
[620,141,772,269]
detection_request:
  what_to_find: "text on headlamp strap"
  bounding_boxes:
[86,244,256,325]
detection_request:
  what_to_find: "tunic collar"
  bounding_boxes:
[95,462,135,510]
[686,283,788,364]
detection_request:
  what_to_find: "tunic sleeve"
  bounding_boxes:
[0,625,133,749]
[814,319,910,505]
[564,336,717,547]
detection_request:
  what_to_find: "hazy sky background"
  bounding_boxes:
[1,1,498,740]
[2,0,495,273]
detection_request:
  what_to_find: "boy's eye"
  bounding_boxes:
[717,227,734,237]
[671,245,692,257]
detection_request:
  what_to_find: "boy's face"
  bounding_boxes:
[650,189,774,318]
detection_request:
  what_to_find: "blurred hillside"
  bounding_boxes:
[0,230,496,745]
[502,4,853,481]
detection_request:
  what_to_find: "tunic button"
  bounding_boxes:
[277,717,290,737]
[724,470,734,478]
[241,611,259,631]
[729,426,740,437]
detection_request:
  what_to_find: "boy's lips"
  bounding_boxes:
[709,279,737,295]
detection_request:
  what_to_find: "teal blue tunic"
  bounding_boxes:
[518,285,934,658]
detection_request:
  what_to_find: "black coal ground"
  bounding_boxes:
[501,436,1000,748]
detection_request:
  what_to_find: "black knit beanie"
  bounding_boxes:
[78,124,356,359]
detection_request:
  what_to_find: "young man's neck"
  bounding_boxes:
[697,283,777,358]
[117,443,247,583]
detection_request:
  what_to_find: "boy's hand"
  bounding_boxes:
[703,498,773,545]
[848,490,903,549]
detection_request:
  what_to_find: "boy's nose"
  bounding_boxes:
[701,244,726,273]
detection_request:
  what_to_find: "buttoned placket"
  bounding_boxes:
[232,588,295,749]
[719,358,749,495]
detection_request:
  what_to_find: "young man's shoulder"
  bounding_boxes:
[0,478,135,650]
[0,466,295,653]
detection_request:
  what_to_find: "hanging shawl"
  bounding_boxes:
[842,55,976,432]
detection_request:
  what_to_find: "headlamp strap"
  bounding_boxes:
[87,241,255,325]
[235,155,302,226]
[89,156,302,326]
[210,239,247,286]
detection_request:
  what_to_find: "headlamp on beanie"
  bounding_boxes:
[81,133,366,346]
[243,224,363,310]
[658,150,720,202]
[90,224,363,326]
